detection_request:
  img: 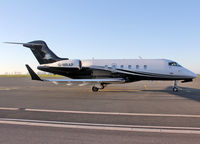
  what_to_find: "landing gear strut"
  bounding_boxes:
[173,80,178,92]
[92,83,106,92]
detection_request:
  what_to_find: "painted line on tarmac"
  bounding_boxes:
[0,118,200,134]
[0,107,18,111]
[26,109,200,118]
[1,107,200,118]
[0,87,18,91]
[102,89,140,92]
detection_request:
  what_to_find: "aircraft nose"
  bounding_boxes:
[184,68,197,79]
[189,71,197,79]
[192,73,197,79]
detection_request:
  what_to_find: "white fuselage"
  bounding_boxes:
[81,59,196,79]
[40,59,197,80]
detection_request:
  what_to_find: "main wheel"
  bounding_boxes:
[92,86,99,92]
[173,87,178,92]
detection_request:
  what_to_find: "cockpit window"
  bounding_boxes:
[168,62,181,67]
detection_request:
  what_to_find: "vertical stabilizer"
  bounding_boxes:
[23,40,68,64]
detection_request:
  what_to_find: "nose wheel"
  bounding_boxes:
[173,80,178,92]
[173,87,178,92]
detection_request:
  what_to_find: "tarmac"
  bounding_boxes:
[0,77,200,144]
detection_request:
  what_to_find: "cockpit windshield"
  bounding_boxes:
[168,62,181,67]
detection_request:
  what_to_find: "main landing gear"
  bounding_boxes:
[92,83,106,92]
[173,80,178,92]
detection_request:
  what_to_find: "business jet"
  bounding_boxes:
[6,40,197,92]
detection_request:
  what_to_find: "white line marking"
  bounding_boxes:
[0,87,18,91]
[0,118,200,134]
[27,109,200,118]
[0,107,18,111]
[0,107,200,118]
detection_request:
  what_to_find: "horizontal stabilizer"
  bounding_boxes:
[5,40,67,64]
[4,42,43,46]
[25,65,43,81]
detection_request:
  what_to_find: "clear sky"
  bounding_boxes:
[0,0,199,74]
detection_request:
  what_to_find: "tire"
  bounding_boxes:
[92,86,99,92]
[173,87,178,92]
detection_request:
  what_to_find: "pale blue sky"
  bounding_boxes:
[0,0,199,74]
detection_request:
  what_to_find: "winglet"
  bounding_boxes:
[25,64,43,81]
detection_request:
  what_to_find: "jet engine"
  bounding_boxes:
[57,59,82,69]
[41,59,82,70]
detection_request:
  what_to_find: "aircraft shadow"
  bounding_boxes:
[142,86,200,102]
[101,86,200,102]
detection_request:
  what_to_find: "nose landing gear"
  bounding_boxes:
[173,80,178,92]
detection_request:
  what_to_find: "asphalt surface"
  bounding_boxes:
[0,77,200,144]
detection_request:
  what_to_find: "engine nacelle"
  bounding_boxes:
[42,59,82,69]
[59,59,82,69]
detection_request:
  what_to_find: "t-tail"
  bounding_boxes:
[5,40,68,64]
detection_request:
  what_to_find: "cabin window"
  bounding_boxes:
[112,65,116,69]
[144,65,147,70]
[120,65,124,69]
[128,65,132,69]
[136,65,139,69]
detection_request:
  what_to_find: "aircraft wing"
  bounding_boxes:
[45,78,125,85]
[25,65,125,85]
